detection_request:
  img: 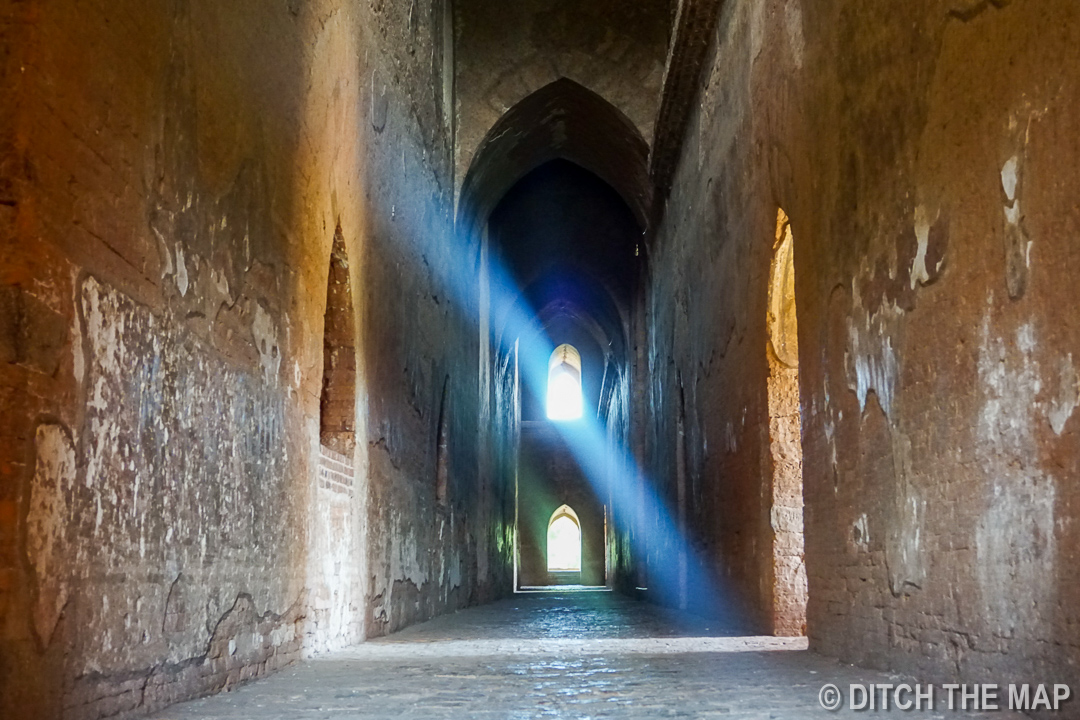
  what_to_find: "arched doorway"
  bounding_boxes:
[547,505,582,573]
[767,208,807,636]
[460,81,647,595]
[547,344,583,421]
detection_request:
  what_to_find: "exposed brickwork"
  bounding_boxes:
[318,446,354,497]
[3,0,1078,718]
[64,595,305,720]
[649,0,725,196]
[767,340,807,636]
[767,209,807,636]
[649,0,1080,692]
[0,0,501,717]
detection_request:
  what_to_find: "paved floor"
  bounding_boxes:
[152,591,1021,719]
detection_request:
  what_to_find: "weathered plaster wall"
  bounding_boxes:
[2,4,335,717]
[643,0,775,623]
[0,0,502,718]
[650,0,1080,685]
[359,2,509,627]
[798,0,1080,687]
[453,0,673,198]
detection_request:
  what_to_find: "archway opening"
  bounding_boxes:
[547,505,582,572]
[546,344,583,421]
[767,208,807,636]
[320,226,356,456]
[435,376,450,506]
[464,86,647,592]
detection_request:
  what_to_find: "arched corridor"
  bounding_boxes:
[2,0,1079,718]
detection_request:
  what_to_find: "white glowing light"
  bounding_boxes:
[547,514,581,571]
[546,367,583,420]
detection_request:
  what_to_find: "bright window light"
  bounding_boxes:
[547,512,581,571]
[546,344,583,421]
[546,368,582,420]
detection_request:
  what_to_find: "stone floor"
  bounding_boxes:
[151,591,1022,719]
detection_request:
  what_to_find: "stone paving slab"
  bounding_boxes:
[151,593,1028,719]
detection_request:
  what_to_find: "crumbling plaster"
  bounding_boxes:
[648,0,1080,686]
[1,1,501,718]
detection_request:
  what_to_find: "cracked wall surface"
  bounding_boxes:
[649,0,1080,686]
[3,0,1080,716]
[0,0,499,718]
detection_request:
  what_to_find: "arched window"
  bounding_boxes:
[546,344,583,421]
[547,505,582,571]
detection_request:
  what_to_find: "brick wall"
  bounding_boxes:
[650,0,1080,689]
[0,0,500,717]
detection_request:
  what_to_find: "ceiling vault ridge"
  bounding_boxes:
[649,0,725,202]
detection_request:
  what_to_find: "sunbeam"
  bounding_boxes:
[386,195,742,627]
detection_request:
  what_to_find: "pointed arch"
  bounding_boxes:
[319,226,356,455]
[546,344,583,421]
[547,505,582,572]
[458,78,651,234]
